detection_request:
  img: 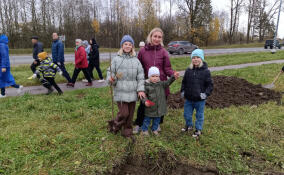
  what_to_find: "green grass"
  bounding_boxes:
[10,50,284,87]
[9,48,119,55]
[201,42,265,49]
[11,62,110,87]
[10,42,267,55]
[171,50,284,71]
[0,65,283,174]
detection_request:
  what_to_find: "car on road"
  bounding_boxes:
[167,41,198,55]
[264,40,281,49]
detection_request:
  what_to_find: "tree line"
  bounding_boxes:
[0,0,282,49]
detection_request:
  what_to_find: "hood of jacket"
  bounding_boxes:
[117,50,136,58]
[189,61,208,70]
[144,43,162,51]
[0,34,8,44]
[91,38,99,47]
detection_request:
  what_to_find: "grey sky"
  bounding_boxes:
[162,0,284,38]
[211,0,284,38]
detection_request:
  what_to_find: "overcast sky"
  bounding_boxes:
[211,0,284,38]
[162,0,284,39]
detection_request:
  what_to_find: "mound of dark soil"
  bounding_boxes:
[112,151,218,175]
[168,76,282,109]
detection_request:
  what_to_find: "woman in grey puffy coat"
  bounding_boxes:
[107,35,145,138]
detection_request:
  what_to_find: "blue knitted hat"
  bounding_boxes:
[120,35,134,47]
[191,49,204,61]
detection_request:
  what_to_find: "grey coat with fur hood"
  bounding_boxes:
[107,52,145,102]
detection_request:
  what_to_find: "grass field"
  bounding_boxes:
[9,48,119,55]
[0,64,283,174]
[9,51,284,87]
[9,42,268,55]
[201,42,265,49]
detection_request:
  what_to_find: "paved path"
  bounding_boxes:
[3,59,284,97]
[9,47,282,66]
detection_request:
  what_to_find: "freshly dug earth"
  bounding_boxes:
[112,152,218,175]
[168,76,282,109]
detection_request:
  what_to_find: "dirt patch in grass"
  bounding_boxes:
[112,151,218,175]
[168,76,282,109]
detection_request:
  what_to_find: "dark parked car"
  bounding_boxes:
[264,40,281,49]
[167,41,198,55]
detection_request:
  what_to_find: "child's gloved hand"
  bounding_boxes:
[200,93,207,100]
[181,91,184,98]
[59,71,63,76]
[145,100,155,107]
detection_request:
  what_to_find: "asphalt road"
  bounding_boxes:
[9,47,282,66]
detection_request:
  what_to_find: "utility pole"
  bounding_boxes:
[271,0,282,54]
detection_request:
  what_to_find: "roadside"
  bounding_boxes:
[9,42,267,55]
[9,47,284,66]
[4,59,284,97]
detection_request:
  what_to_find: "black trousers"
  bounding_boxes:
[134,101,165,127]
[30,60,40,78]
[71,68,92,84]
[42,77,63,93]
[54,62,72,83]
[88,61,103,80]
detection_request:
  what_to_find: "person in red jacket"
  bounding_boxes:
[67,39,92,87]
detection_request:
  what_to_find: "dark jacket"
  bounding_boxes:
[142,76,175,117]
[138,44,175,96]
[33,42,43,60]
[36,57,61,78]
[52,39,64,63]
[89,38,100,66]
[282,66,284,71]
[181,62,213,101]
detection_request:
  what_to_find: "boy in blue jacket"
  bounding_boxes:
[181,49,213,137]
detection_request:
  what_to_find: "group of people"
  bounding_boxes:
[1,27,283,138]
[27,33,105,94]
[106,28,213,138]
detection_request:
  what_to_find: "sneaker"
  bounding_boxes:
[192,130,202,138]
[66,83,74,87]
[98,79,105,83]
[27,75,34,80]
[82,79,88,83]
[133,125,141,134]
[141,131,149,136]
[0,94,6,98]
[181,125,193,132]
[157,125,161,132]
[152,130,159,136]
[86,82,93,86]
[17,85,24,94]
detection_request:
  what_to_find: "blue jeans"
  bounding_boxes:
[1,84,20,95]
[184,100,206,131]
[141,116,161,132]
[55,62,71,83]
